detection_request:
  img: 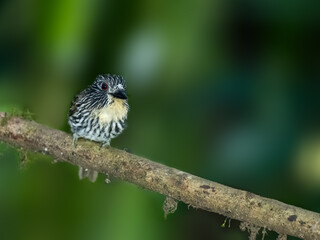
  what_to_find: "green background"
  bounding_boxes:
[0,1,319,239]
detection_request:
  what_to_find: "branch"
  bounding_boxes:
[0,112,319,239]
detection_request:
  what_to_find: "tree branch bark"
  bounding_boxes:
[0,112,319,239]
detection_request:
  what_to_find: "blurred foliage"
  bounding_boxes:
[0,0,319,240]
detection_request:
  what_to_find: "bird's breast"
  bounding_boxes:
[93,99,128,125]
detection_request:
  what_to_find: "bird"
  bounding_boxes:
[68,74,129,182]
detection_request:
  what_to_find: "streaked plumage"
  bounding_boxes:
[68,74,129,182]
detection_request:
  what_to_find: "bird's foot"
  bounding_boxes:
[123,148,132,153]
[72,135,78,149]
[99,140,110,150]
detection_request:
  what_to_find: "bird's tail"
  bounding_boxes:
[78,166,98,182]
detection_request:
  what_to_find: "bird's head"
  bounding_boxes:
[88,74,128,108]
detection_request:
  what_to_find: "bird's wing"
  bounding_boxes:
[69,90,88,116]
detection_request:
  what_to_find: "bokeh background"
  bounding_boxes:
[0,1,319,239]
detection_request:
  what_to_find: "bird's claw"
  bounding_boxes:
[72,135,78,149]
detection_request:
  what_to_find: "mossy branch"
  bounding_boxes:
[0,112,319,240]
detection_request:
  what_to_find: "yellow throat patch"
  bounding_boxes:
[93,98,128,124]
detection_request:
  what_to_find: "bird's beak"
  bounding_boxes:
[110,90,127,99]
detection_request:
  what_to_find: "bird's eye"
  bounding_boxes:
[101,82,108,90]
